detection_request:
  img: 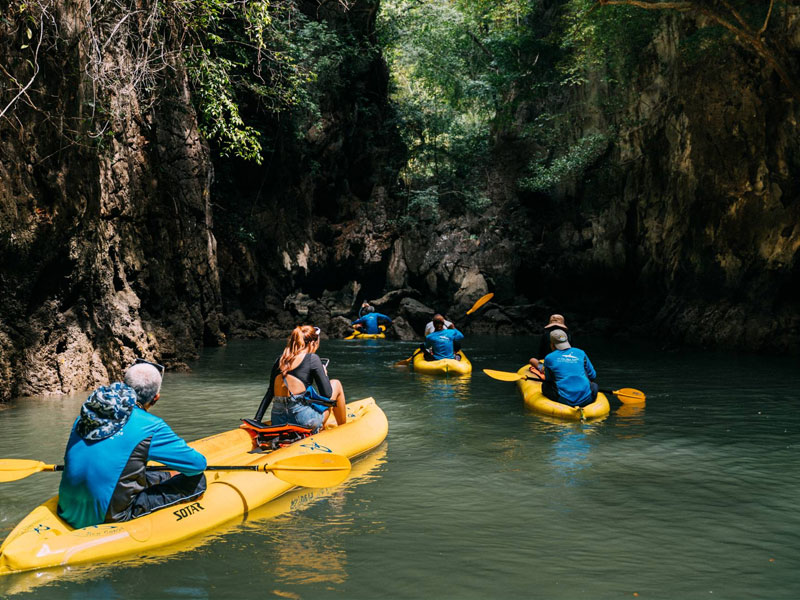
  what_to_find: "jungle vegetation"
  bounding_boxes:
[2,1,793,205]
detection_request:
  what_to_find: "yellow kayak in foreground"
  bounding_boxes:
[0,398,388,576]
[515,366,609,420]
[412,351,472,376]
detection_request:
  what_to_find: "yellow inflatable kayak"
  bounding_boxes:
[0,398,388,576]
[344,325,386,339]
[412,351,472,376]
[0,446,387,596]
[515,366,609,420]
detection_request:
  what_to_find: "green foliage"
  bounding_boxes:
[177,0,359,163]
[519,133,609,192]
[378,0,646,205]
[187,49,264,162]
[559,0,660,86]
[379,0,512,219]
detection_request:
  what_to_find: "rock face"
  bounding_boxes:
[0,1,224,401]
[0,0,403,401]
[2,2,800,402]
[466,11,800,351]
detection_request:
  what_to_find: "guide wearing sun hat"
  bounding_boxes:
[539,329,598,408]
[531,313,573,371]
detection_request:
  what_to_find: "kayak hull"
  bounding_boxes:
[515,366,609,420]
[344,325,386,340]
[345,331,386,339]
[412,351,472,376]
[0,398,388,575]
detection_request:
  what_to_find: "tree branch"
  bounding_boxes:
[596,0,693,11]
[0,10,45,121]
[595,0,800,102]
[759,0,775,36]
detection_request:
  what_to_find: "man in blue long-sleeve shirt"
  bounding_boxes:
[351,305,393,334]
[424,315,464,360]
[57,360,207,529]
[538,330,598,407]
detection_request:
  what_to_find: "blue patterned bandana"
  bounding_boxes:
[77,382,138,441]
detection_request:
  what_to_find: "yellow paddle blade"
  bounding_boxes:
[0,459,55,483]
[262,454,352,488]
[466,293,494,315]
[482,368,525,382]
[613,388,646,404]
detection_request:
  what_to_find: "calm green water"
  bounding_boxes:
[1,336,799,599]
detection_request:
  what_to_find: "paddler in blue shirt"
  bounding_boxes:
[350,303,393,334]
[424,315,465,360]
[57,359,207,529]
[536,329,598,407]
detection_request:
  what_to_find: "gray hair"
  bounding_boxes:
[124,363,163,405]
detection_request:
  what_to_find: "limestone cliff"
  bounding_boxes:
[1,0,222,400]
[378,8,800,351]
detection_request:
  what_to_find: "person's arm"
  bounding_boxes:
[376,312,393,323]
[308,354,334,398]
[351,316,365,325]
[148,421,207,475]
[424,332,434,350]
[452,329,464,342]
[583,353,597,381]
[537,333,550,361]
[424,322,434,336]
[254,360,279,422]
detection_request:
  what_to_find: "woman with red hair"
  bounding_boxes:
[254,326,346,430]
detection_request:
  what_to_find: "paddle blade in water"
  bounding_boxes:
[482,369,524,382]
[263,454,352,488]
[0,459,52,482]
[613,388,646,404]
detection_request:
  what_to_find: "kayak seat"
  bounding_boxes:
[239,419,313,450]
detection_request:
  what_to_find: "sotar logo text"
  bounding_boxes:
[174,502,205,521]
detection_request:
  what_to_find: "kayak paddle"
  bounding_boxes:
[482,368,646,404]
[466,292,494,315]
[0,453,352,488]
[394,293,494,366]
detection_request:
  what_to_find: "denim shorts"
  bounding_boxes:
[270,396,325,431]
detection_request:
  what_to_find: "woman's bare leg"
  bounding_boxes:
[327,379,347,426]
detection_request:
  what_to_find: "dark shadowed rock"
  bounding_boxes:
[320,281,361,317]
[389,317,417,341]
[328,316,355,339]
[284,293,315,317]
[368,288,421,316]
[398,298,436,333]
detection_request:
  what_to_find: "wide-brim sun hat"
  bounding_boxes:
[544,314,567,330]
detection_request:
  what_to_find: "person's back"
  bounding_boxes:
[57,364,207,529]
[424,315,453,336]
[542,330,597,407]
[255,325,347,430]
[58,397,206,528]
[351,309,392,334]
[425,327,464,360]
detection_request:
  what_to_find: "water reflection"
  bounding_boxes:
[530,417,606,485]
[614,403,646,439]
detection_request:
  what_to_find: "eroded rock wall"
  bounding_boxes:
[0,1,223,401]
